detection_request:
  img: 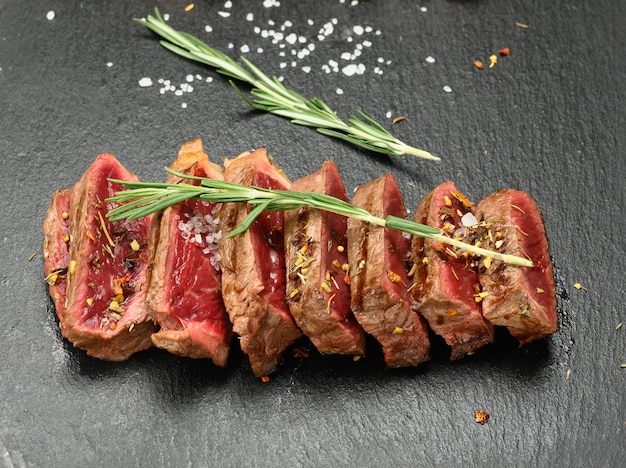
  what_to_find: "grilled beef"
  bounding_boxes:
[347,174,430,367]
[411,181,494,359]
[47,154,156,360]
[284,161,366,356]
[474,189,558,344]
[43,189,71,316]
[217,149,302,377]
[146,140,232,366]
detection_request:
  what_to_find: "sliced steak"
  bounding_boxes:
[43,189,71,316]
[146,139,232,366]
[218,149,302,377]
[411,181,494,360]
[347,174,430,367]
[474,189,558,344]
[284,161,366,356]
[51,154,156,360]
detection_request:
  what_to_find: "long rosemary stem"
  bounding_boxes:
[106,171,532,267]
[134,8,440,161]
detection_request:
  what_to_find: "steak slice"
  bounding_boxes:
[347,174,430,367]
[218,149,302,377]
[146,139,232,366]
[411,181,494,360]
[43,189,71,316]
[284,161,366,356]
[474,189,558,344]
[58,154,156,360]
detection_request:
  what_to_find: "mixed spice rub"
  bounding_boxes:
[411,181,494,360]
[284,161,366,357]
[43,154,156,360]
[347,174,431,367]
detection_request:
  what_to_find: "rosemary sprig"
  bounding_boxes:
[134,8,439,161]
[106,170,532,267]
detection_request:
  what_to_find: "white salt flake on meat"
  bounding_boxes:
[461,212,478,227]
[246,13,254,21]
[241,44,250,53]
[341,52,352,60]
[307,19,314,26]
[218,11,231,18]
[138,77,153,87]
[182,102,188,109]
[443,85,452,93]
[342,63,365,76]
[263,0,281,7]
[302,66,311,73]
[421,7,428,13]
[163,14,170,21]
[336,88,344,95]
[353,25,364,35]
[46,11,55,20]
[205,25,213,32]
[425,56,435,64]
[106,62,113,68]
[285,33,298,45]
[224,1,233,8]
[186,74,194,82]
[386,111,392,118]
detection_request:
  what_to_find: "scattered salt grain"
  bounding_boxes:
[205,25,213,33]
[425,56,435,64]
[186,74,194,82]
[241,44,250,53]
[224,1,233,8]
[285,33,298,45]
[443,85,452,93]
[257,47,264,53]
[138,77,153,87]
[336,88,344,95]
[461,212,478,227]
[246,12,254,21]
[385,111,392,118]
[106,62,113,68]
[302,66,311,73]
[263,0,281,8]
[163,13,170,21]
[341,52,352,61]
[46,11,55,21]
[206,77,213,83]
[182,103,188,109]
[342,63,365,76]
[420,7,428,12]
[218,11,231,18]
[353,25,364,36]
[307,19,314,26]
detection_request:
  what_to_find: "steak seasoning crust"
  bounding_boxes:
[347,174,430,367]
[217,149,302,377]
[474,189,558,344]
[43,154,156,360]
[411,181,494,360]
[146,140,233,367]
[284,161,366,356]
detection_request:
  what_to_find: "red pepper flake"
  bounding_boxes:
[498,47,510,56]
[343,274,351,285]
[474,409,490,425]
[473,60,484,70]
[391,116,406,125]
[260,375,270,383]
[184,3,195,12]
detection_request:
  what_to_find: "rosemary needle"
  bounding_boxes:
[106,170,532,267]
[134,8,439,161]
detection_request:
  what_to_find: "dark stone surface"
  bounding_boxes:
[0,0,624,466]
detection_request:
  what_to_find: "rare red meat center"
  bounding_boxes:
[411,181,494,360]
[284,160,366,356]
[217,148,302,377]
[474,189,558,344]
[145,139,233,367]
[43,153,156,360]
[347,174,430,367]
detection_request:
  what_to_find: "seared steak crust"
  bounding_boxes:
[218,149,302,376]
[475,189,558,344]
[146,140,232,366]
[49,154,156,360]
[347,174,430,367]
[284,161,366,356]
[411,181,494,360]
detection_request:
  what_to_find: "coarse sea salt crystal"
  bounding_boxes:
[246,13,254,21]
[106,62,113,68]
[302,66,311,73]
[224,1,233,8]
[241,44,250,53]
[218,11,230,18]
[205,25,213,32]
[138,77,153,87]
[186,74,194,82]
[425,56,435,64]
[443,85,452,93]
[353,25,364,35]
[46,11,55,21]
[336,88,344,95]
[461,212,478,227]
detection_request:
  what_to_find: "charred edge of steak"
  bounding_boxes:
[60,153,156,361]
[43,189,72,320]
[348,174,430,367]
[218,149,302,377]
[474,189,558,344]
[285,161,366,356]
[146,140,232,367]
[411,181,494,360]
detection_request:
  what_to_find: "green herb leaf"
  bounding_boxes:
[134,8,440,161]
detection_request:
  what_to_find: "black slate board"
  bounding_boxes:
[1,0,624,466]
